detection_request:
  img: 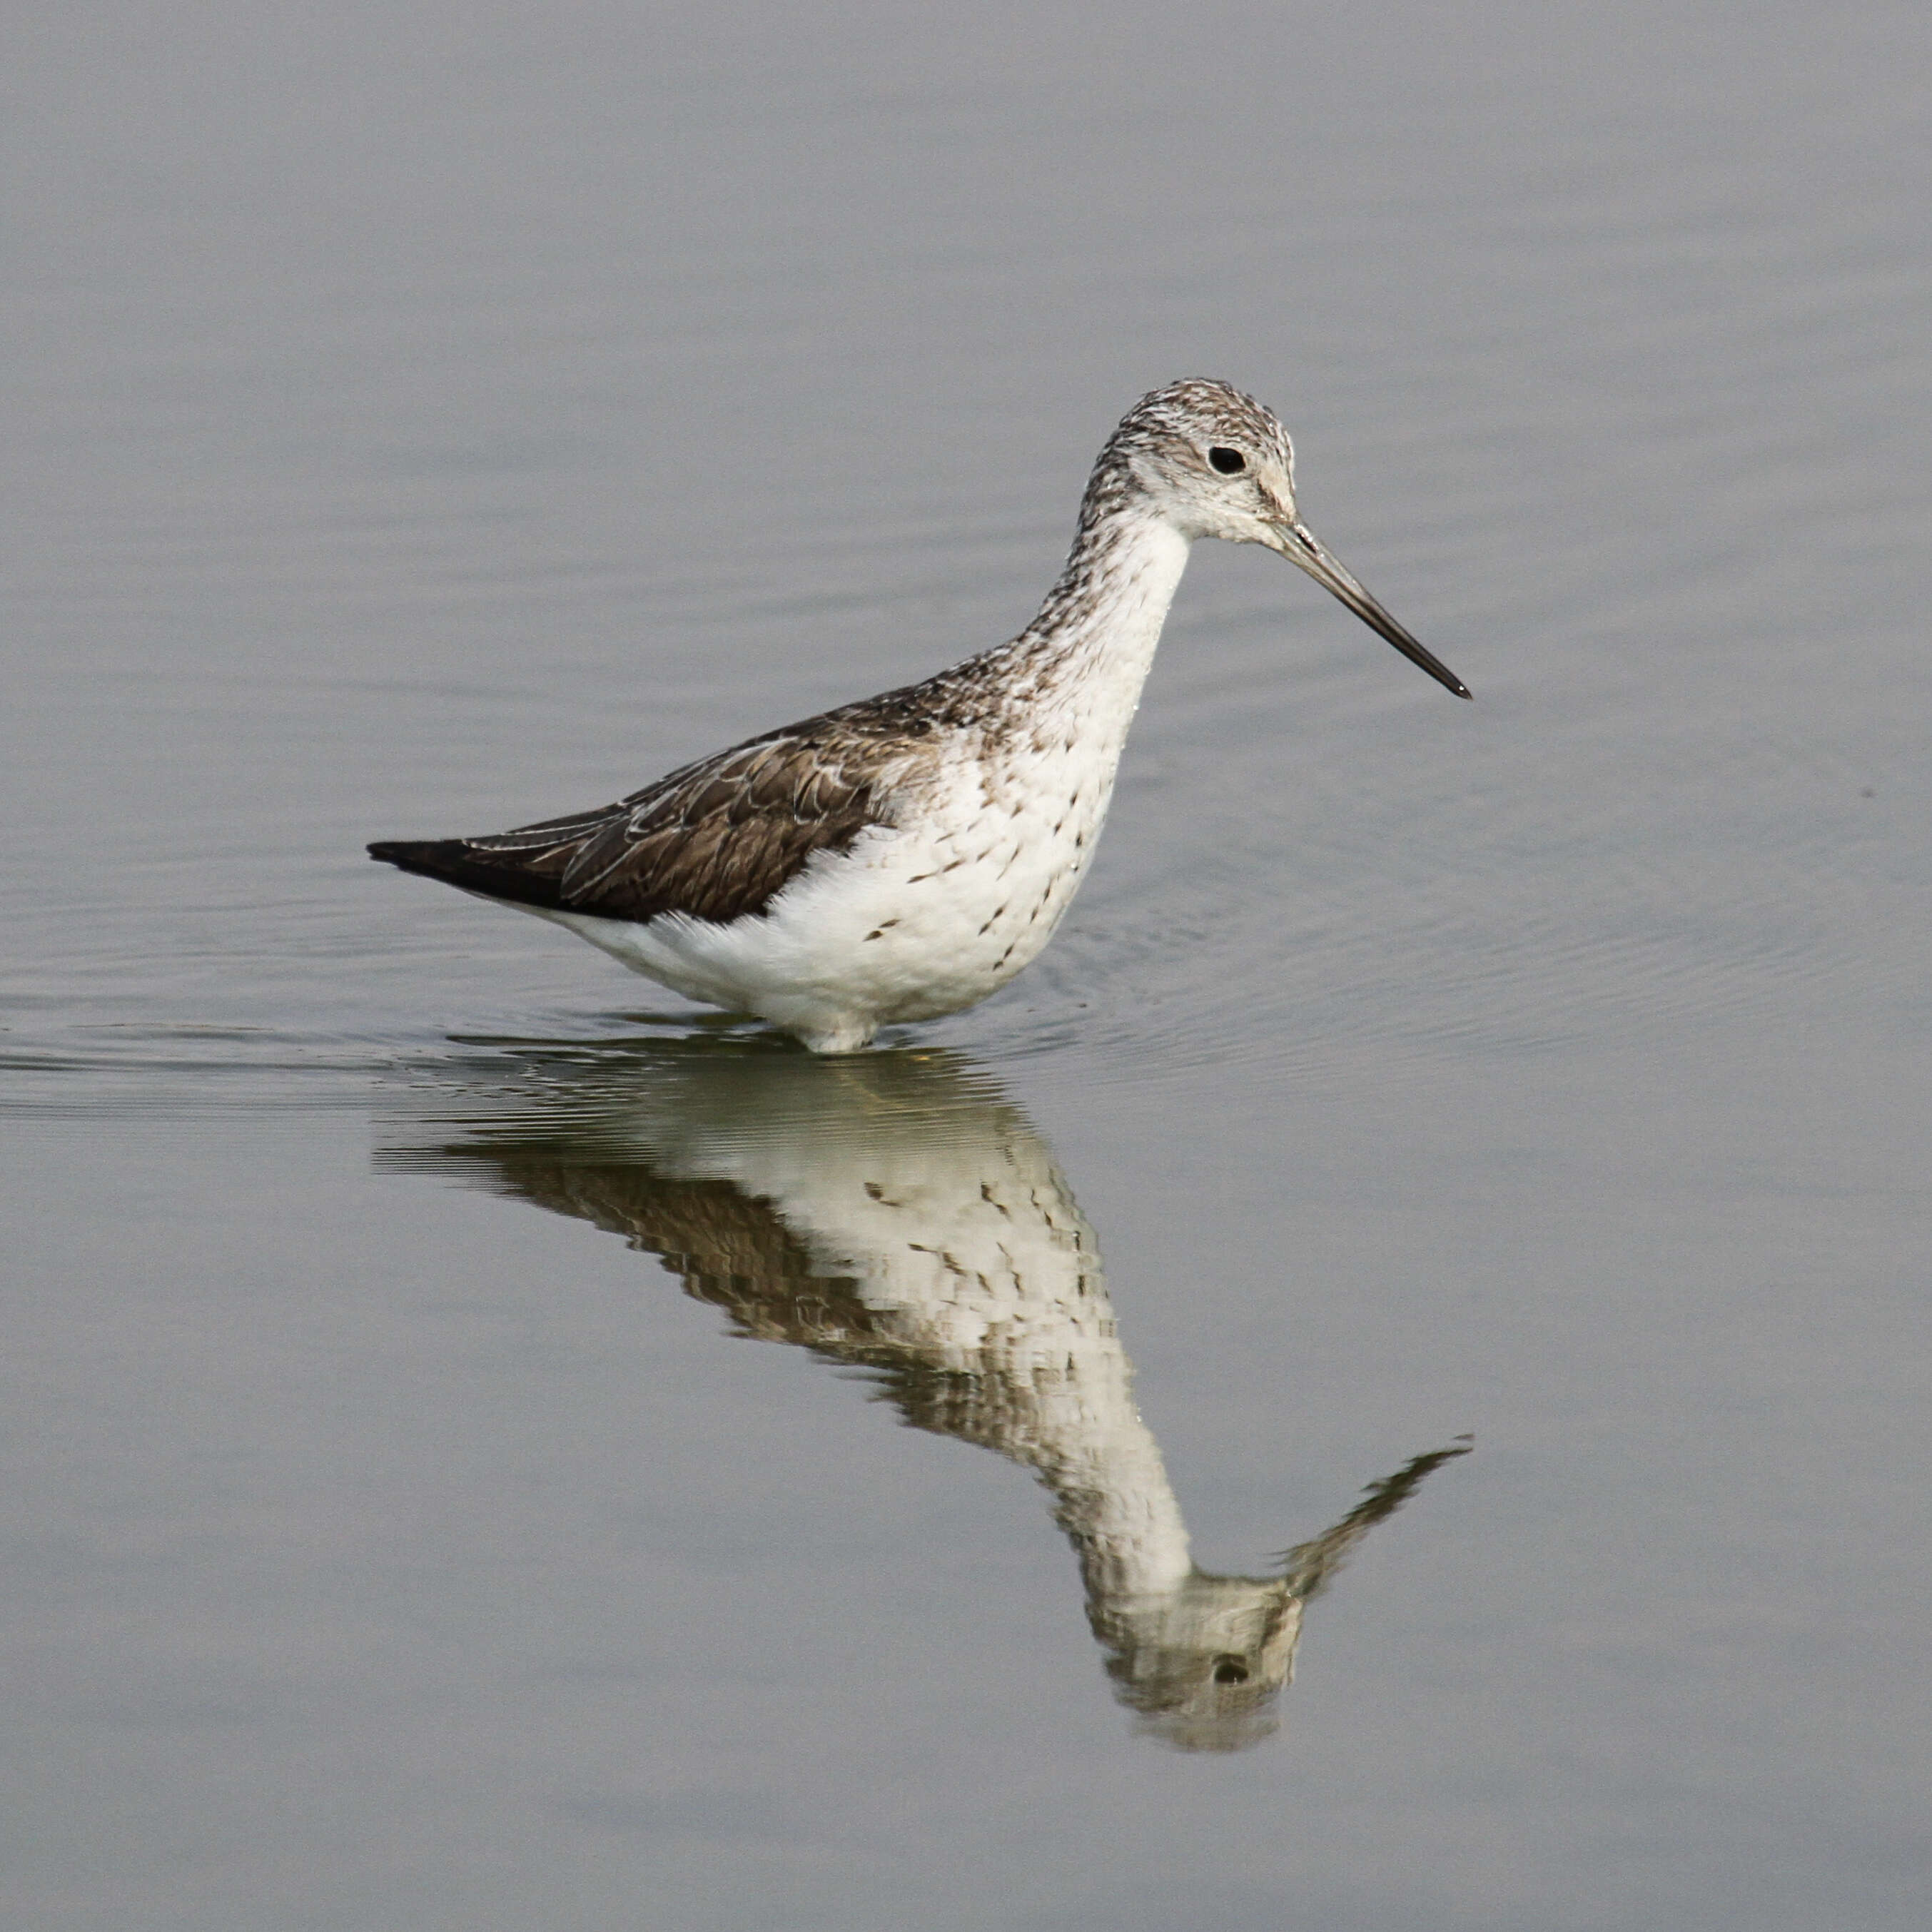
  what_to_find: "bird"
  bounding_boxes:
[370,378,1470,1052]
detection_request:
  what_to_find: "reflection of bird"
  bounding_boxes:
[382,1044,1468,1750]
[371,380,1468,1051]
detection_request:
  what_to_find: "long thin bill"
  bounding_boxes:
[1283,525,1472,699]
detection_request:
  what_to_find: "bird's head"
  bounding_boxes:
[1101,377,1471,699]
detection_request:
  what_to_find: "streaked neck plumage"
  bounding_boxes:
[993,492,1195,754]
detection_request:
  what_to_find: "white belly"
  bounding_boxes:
[531,751,1113,1051]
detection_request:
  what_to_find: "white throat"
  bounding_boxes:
[1041,507,1192,674]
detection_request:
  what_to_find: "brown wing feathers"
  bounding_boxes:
[369,727,892,927]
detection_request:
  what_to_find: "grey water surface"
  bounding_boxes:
[5,4,1930,1928]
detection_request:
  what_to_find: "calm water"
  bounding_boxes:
[6,4,1930,1927]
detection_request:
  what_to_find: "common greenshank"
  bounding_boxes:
[370,378,1469,1050]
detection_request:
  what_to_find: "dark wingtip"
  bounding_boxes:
[367,838,468,877]
[365,836,568,914]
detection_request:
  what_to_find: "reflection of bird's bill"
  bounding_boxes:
[1278,1437,1477,1603]
[1273,520,1472,699]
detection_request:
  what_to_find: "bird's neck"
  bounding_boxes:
[1004,505,1193,737]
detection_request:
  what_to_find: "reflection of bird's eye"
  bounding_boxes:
[1211,1657,1250,1684]
[1207,446,1247,475]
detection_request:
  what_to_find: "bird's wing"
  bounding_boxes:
[369,723,898,926]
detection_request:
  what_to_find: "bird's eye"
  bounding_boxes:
[1207,446,1247,475]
